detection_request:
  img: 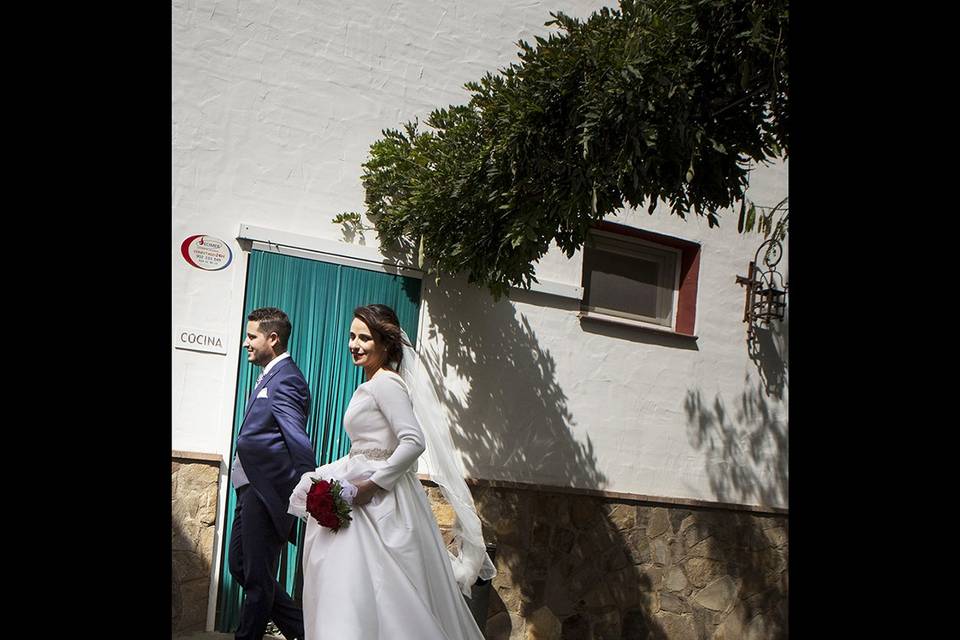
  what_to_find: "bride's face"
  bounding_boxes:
[349,317,386,370]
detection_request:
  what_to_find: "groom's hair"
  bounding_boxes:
[248,307,292,351]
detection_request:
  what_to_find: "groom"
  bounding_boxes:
[229,307,316,640]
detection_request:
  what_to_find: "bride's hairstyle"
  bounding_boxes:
[353,304,412,372]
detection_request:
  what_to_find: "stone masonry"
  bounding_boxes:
[173,455,222,635]
[424,483,788,640]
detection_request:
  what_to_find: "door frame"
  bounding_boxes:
[206,224,425,630]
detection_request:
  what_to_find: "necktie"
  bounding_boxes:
[255,370,265,387]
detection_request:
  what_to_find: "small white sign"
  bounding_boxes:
[181,235,233,271]
[175,327,229,355]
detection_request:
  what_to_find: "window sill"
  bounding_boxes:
[577,310,698,339]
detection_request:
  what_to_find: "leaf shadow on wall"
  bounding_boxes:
[680,315,789,639]
[685,305,788,508]
[683,379,788,509]
[421,277,670,639]
[420,279,602,489]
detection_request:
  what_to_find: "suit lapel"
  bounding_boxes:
[242,357,293,419]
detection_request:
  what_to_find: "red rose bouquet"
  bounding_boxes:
[306,478,353,532]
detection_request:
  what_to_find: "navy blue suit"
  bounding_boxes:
[230,356,316,640]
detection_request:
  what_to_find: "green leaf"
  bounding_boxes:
[332,211,361,225]
[737,199,746,233]
[746,203,756,232]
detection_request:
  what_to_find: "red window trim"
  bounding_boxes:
[590,221,701,336]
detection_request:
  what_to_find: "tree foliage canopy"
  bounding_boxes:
[352,0,788,298]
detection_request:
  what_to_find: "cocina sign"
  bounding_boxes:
[175,327,228,355]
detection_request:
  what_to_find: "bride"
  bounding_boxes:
[288,303,496,639]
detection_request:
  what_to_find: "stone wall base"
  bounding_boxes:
[172,455,222,635]
[424,483,788,640]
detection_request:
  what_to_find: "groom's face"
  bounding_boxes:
[243,320,278,367]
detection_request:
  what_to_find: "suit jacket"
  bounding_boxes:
[235,356,317,543]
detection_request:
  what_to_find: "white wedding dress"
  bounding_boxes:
[288,370,487,640]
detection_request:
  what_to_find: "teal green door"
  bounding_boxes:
[215,249,422,632]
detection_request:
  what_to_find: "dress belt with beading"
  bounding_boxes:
[348,447,396,460]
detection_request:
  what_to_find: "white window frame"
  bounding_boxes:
[581,228,683,331]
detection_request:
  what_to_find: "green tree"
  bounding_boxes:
[351,0,788,298]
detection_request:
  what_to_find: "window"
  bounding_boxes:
[580,222,701,336]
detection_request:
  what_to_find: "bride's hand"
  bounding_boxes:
[352,478,383,505]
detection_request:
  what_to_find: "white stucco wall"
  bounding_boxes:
[174,0,788,516]
[416,165,788,510]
